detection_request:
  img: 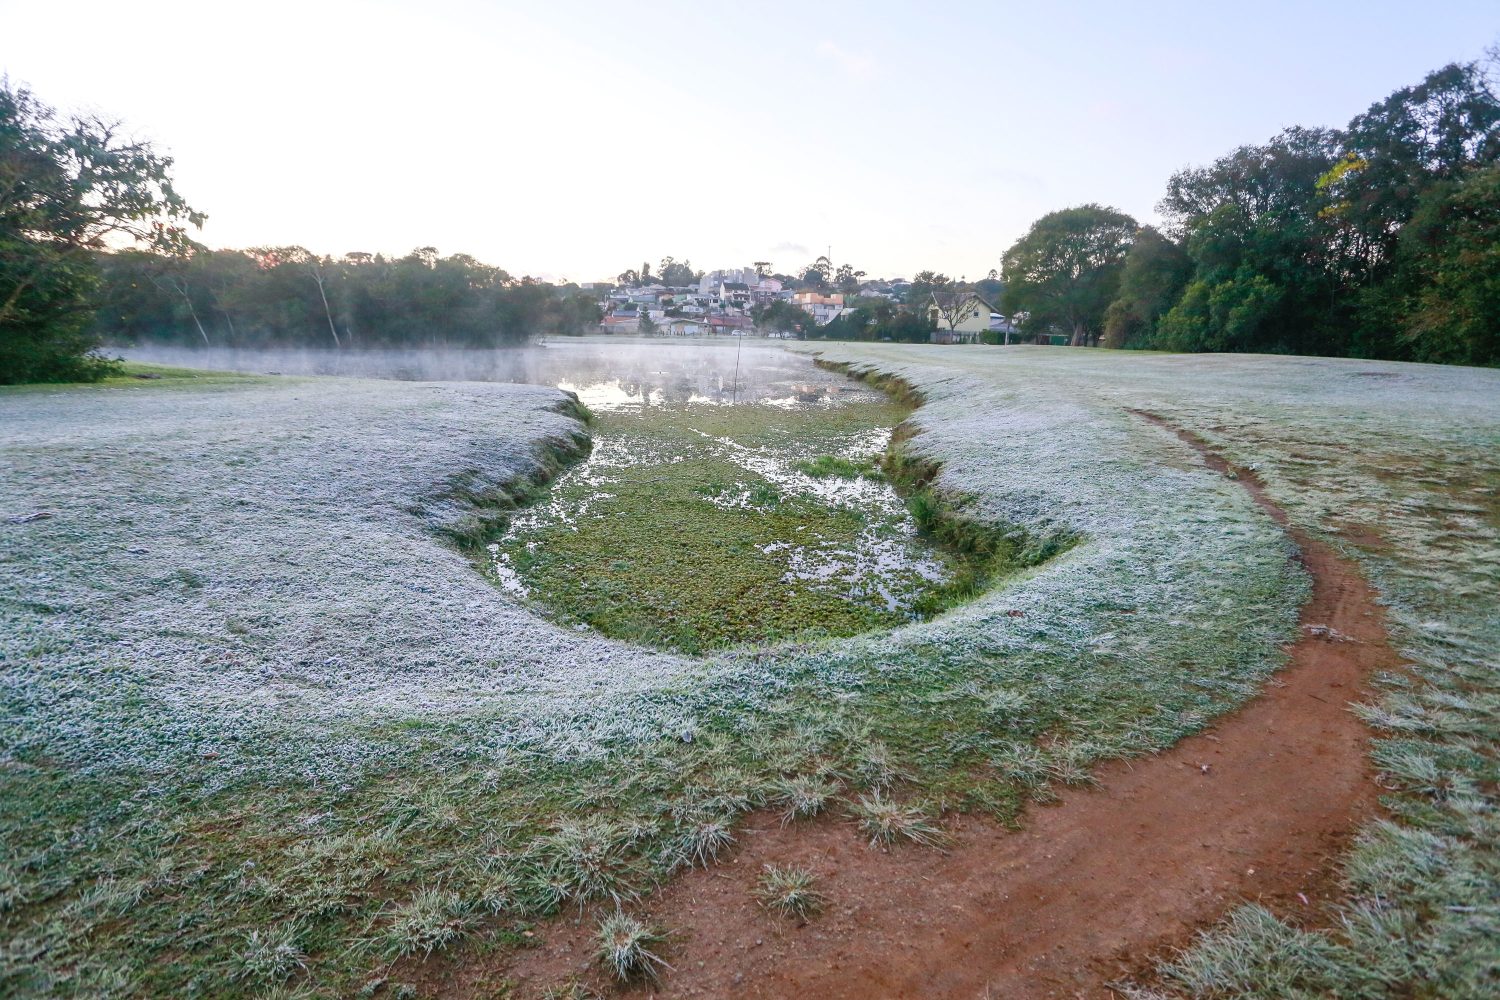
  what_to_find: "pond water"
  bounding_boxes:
[123,340,962,652]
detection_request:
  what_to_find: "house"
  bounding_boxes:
[990,312,1020,343]
[791,291,846,325]
[929,293,1000,343]
[600,302,641,333]
[707,314,753,334]
[699,267,781,296]
[665,319,704,337]
[751,277,783,305]
[719,281,752,309]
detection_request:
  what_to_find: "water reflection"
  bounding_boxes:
[120,339,875,410]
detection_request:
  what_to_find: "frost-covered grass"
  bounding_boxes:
[803,343,1500,999]
[593,911,668,983]
[753,864,826,920]
[848,793,948,850]
[1,343,1396,996]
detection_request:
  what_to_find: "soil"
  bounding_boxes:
[412,412,1400,999]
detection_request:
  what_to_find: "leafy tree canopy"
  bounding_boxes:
[1,80,202,382]
[1001,205,1136,346]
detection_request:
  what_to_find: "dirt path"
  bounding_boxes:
[450,414,1398,998]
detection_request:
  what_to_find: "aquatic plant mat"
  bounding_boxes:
[3,344,1495,997]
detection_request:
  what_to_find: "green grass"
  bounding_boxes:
[489,394,1075,654]
[794,454,884,479]
[498,461,894,651]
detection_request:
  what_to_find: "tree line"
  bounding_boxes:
[1001,56,1500,365]
[96,246,603,350]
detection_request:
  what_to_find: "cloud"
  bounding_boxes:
[769,241,810,258]
[816,40,875,80]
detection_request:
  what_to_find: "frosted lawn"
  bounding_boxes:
[798,343,1500,999]
[14,344,1470,995]
[0,373,698,780]
[3,352,1296,785]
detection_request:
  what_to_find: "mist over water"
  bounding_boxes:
[119,338,870,409]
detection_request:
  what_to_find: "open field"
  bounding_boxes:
[2,346,1496,997]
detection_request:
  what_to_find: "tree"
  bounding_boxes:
[145,253,211,345]
[834,262,865,293]
[751,299,815,339]
[911,271,982,330]
[1102,227,1192,348]
[1336,59,1500,268]
[658,256,696,286]
[798,256,830,290]
[1,80,202,382]
[545,291,604,336]
[1001,205,1137,346]
[974,268,1004,304]
[1382,164,1500,365]
[1155,128,1341,354]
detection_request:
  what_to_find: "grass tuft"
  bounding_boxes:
[752,864,827,920]
[667,816,736,870]
[848,793,948,850]
[794,454,883,479]
[235,924,308,983]
[373,888,475,960]
[772,774,840,825]
[1163,904,1363,997]
[539,819,643,908]
[595,911,670,983]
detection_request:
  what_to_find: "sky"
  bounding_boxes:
[3,1,1496,282]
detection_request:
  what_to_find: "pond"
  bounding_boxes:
[123,339,969,652]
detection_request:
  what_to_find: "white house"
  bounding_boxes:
[719,281,753,309]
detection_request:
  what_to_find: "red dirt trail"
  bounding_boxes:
[426,414,1400,999]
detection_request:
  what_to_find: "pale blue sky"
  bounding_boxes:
[4,0,1495,281]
